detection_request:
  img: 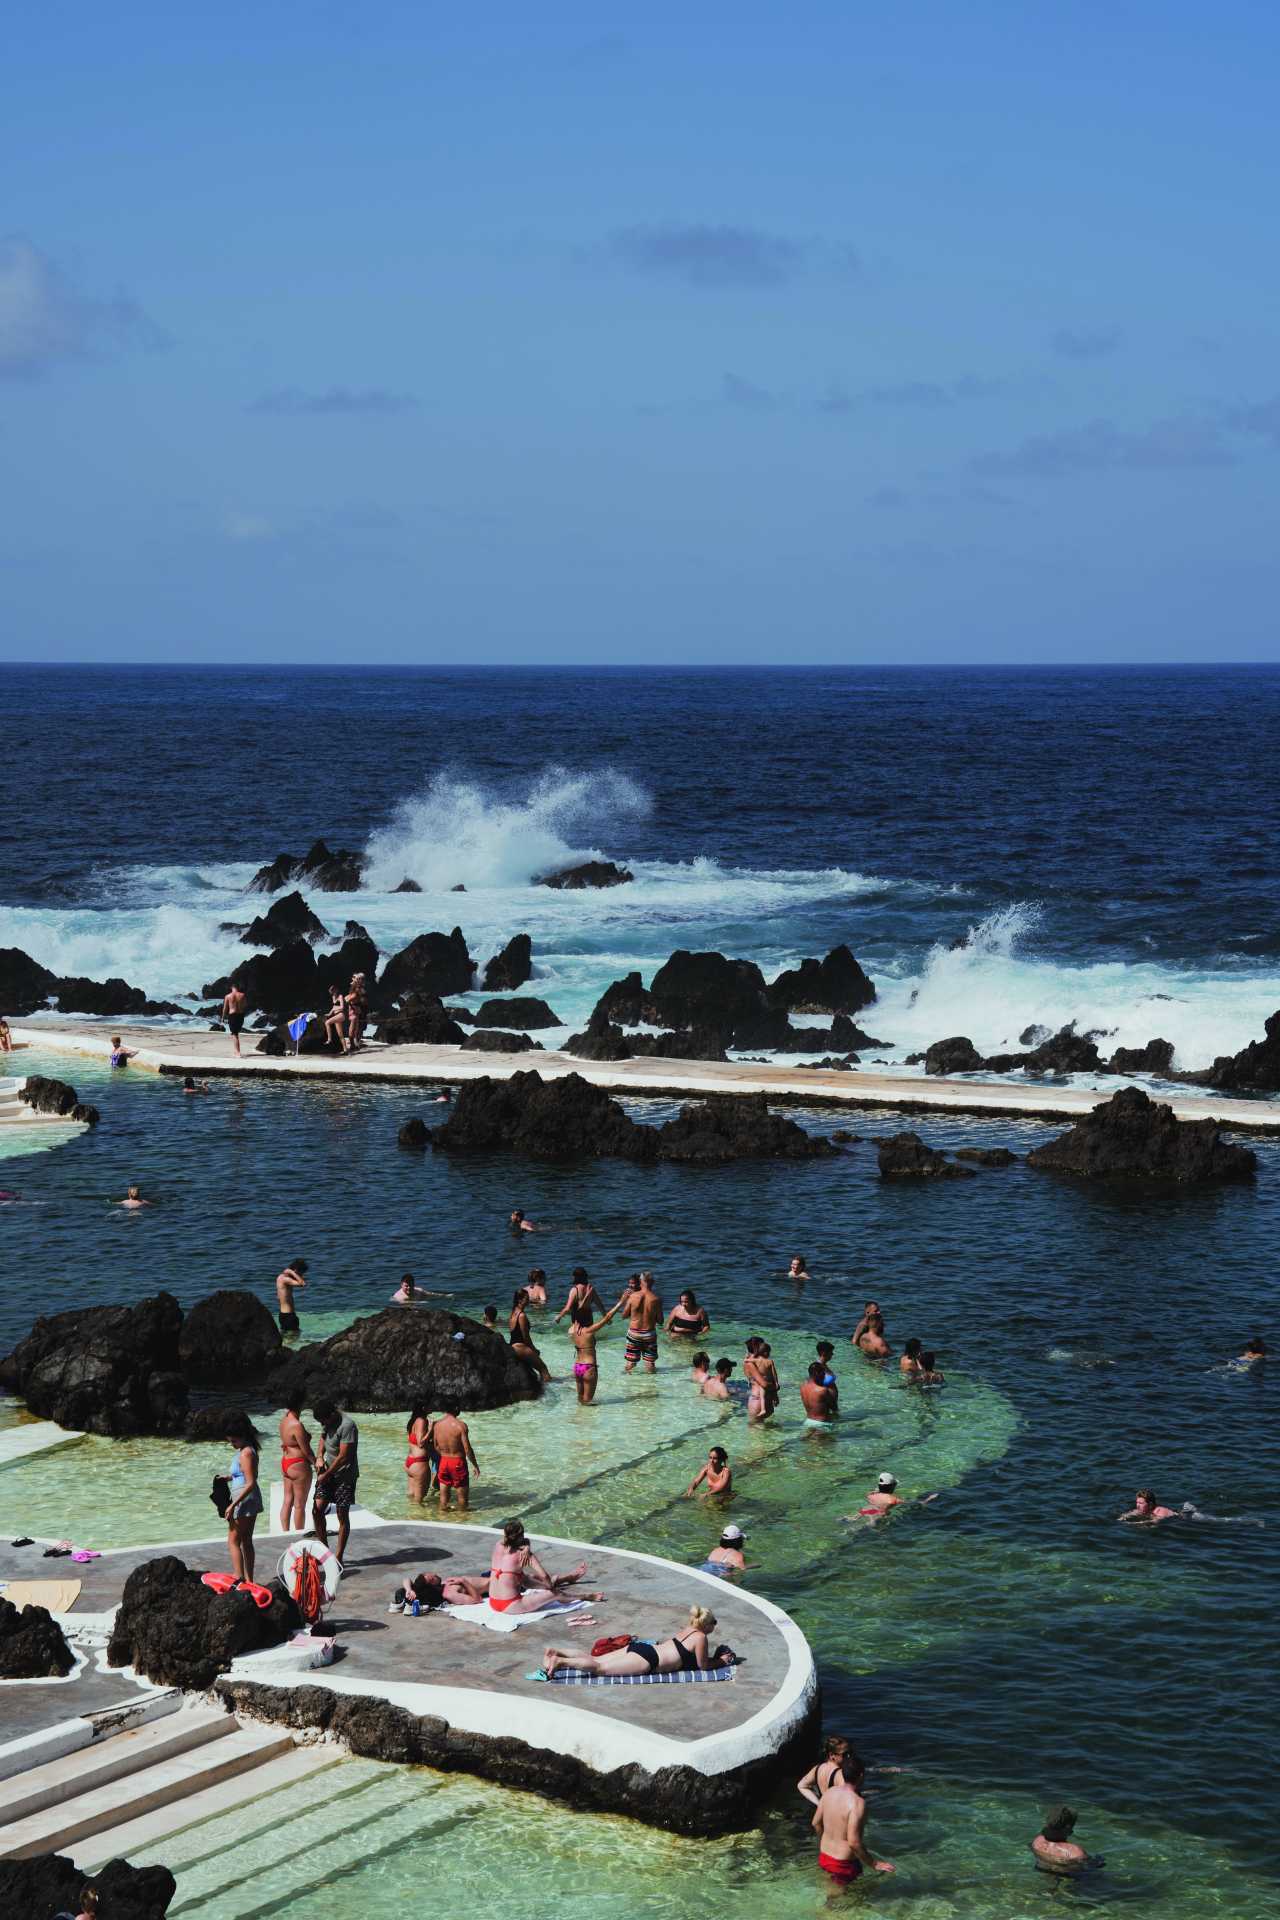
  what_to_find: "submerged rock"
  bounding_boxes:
[0,1294,188,1435]
[398,1116,431,1149]
[0,1855,176,1920]
[536,860,634,890]
[1026,1087,1257,1182]
[1193,1010,1280,1093]
[482,933,533,992]
[178,1289,281,1386]
[0,1596,75,1678]
[954,1146,1019,1166]
[272,1307,540,1411]
[376,928,474,1004]
[472,996,562,1030]
[394,877,423,893]
[107,1555,294,1691]
[877,1132,975,1180]
[19,1074,100,1125]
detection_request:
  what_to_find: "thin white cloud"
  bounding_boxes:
[0,237,164,379]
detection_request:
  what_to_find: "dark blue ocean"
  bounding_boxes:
[1,665,1276,1918]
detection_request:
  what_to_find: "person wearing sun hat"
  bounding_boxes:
[698,1523,754,1576]
[1031,1806,1092,1875]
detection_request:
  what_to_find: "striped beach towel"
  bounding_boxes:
[528,1664,736,1686]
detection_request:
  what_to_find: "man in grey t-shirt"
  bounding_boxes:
[312,1400,359,1567]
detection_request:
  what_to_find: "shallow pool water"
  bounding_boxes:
[0,1044,1276,1917]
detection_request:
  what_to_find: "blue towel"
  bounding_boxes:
[528,1664,736,1686]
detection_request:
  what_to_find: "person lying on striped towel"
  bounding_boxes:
[539,1605,738,1680]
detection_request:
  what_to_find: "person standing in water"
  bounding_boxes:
[702,1357,735,1399]
[509,1287,552,1383]
[899,1337,925,1378]
[432,1406,479,1512]
[685,1445,732,1498]
[801,1361,836,1425]
[854,1309,889,1359]
[567,1299,621,1404]
[108,1035,137,1069]
[1031,1806,1092,1875]
[224,1413,263,1584]
[405,1403,434,1504]
[555,1266,605,1323]
[811,1751,895,1882]
[220,985,247,1058]
[797,1733,854,1807]
[278,1400,313,1532]
[690,1351,712,1388]
[275,1258,308,1335]
[787,1255,811,1282]
[619,1270,664,1374]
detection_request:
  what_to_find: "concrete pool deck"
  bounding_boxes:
[0,1516,817,1838]
[13,1019,1280,1134]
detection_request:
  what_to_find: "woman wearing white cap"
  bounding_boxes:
[856,1473,902,1520]
[698,1523,753,1576]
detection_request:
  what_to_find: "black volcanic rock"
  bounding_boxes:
[922,1036,984,1076]
[0,1294,188,1435]
[1108,1038,1176,1076]
[19,1074,100,1125]
[565,1016,633,1061]
[878,1132,975,1180]
[0,947,180,1019]
[394,878,423,893]
[537,861,634,890]
[315,933,379,999]
[375,993,467,1046]
[766,944,876,1013]
[377,928,474,1004]
[178,1289,281,1386]
[247,838,364,895]
[591,972,649,1025]
[204,939,319,1016]
[0,1854,175,1920]
[107,1555,294,1690]
[461,1029,543,1052]
[627,1026,730,1062]
[472,996,562,1030]
[0,945,58,1014]
[0,1596,75,1678]
[398,1117,431,1149]
[240,891,329,948]
[955,1146,1019,1166]
[482,933,533,992]
[272,1307,540,1412]
[656,1093,836,1164]
[1194,1010,1280,1093]
[1027,1087,1256,1182]
[647,950,768,1030]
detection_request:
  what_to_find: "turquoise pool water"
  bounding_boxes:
[0,1043,1276,1915]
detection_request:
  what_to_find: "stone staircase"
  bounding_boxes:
[0,1702,334,1865]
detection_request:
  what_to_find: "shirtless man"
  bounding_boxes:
[701,1357,735,1399]
[221,985,247,1058]
[1031,1805,1091,1875]
[1119,1488,1179,1524]
[275,1258,308,1335]
[509,1208,535,1234]
[432,1406,479,1512]
[800,1361,836,1425]
[899,1337,925,1377]
[854,1309,889,1360]
[811,1751,894,1883]
[117,1185,151,1209]
[619,1270,663,1374]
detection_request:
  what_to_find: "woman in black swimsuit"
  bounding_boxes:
[542,1605,732,1678]
[509,1287,551,1384]
[666,1289,711,1338]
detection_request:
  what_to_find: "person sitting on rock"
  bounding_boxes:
[541,1604,732,1678]
[1031,1805,1095,1875]
[509,1287,551,1384]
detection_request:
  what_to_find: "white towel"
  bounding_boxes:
[443,1599,590,1635]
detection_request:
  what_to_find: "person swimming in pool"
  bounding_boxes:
[787,1254,811,1282]
[856,1472,902,1519]
[524,1266,548,1306]
[698,1523,754,1577]
[567,1298,621,1404]
[854,1308,889,1360]
[685,1444,732,1499]
[181,1075,209,1094]
[542,1604,728,1677]
[1119,1489,1179,1524]
[1238,1337,1268,1366]
[117,1185,151,1208]
[509,1208,536,1234]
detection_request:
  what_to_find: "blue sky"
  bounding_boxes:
[3,2,1278,663]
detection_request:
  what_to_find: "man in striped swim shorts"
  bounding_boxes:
[619,1270,663,1374]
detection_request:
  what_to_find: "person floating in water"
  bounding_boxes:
[1119,1488,1179,1524]
[1239,1337,1268,1366]
[685,1444,732,1498]
[1031,1805,1096,1875]
[509,1208,535,1234]
[431,1086,453,1104]
[787,1254,811,1282]
[811,1749,895,1883]
[800,1360,837,1425]
[181,1075,209,1094]
[117,1185,151,1208]
[391,1273,419,1304]
[855,1472,901,1520]
[699,1522,753,1577]
[275,1258,308,1334]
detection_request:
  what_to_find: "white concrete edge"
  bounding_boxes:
[0,1714,93,1782]
[0,1423,88,1468]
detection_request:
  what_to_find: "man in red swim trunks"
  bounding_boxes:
[811,1750,895,1884]
[432,1406,479,1512]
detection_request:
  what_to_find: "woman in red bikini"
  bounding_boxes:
[567,1299,621,1405]
[489,1517,603,1613]
[278,1401,314,1533]
[405,1403,434,1505]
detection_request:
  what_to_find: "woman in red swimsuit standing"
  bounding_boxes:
[405,1403,434,1505]
[278,1401,314,1532]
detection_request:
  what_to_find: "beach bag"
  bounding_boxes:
[210,1474,232,1517]
[590,1633,631,1657]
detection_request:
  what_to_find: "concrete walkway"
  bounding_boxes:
[14,1020,1280,1133]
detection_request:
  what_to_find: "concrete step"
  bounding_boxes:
[0,1705,231,1828]
[0,1721,296,1860]
[79,1741,342,1869]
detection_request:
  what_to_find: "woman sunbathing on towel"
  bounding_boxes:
[489,1517,604,1611]
[543,1604,735,1677]
[408,1556,599,1611]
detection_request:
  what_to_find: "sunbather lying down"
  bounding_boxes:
[543,1605,737,1677]
[409,1555,601,1613]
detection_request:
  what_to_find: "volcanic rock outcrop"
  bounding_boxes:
[247,838,364,894]
[461,1030,542,1052]
[911,1024,1178,1080]
[19,1074,100,1125]
[236,890,329,948]
[0,946,181,1018]
[1193,1010,1280,1093]
[472,996,561,1029]
[765,945,876,1014]
[272,1308,541,1410]
[178,1289,282,1386]
[482,933,533,991]
[1026,1087,1257,1182]
[0,1294,188,1436]
[877,1132,976,1180]
[0,1596,75,1678]
[0,1855,176,1920]
[376,928,474,1004]
[373,993,467,1047]
[108,1555,294,1690]
[536,860,634,889]
[585,947,878,1053]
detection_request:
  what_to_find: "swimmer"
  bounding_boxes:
[787,1254,811,1282]
[701,1357,735,1400]
[0,1017,11,1053]
[108,1036,136,1070]
[699,1523,755,1576]
[181,1075,209,1094]
[481,1304,499,1330]
[432,1087,453,1104]
[554,1266,606,1323]
[1119,1489,1179,1524]
[815,1340,839,1408]
[1032,1805,1096,1876]
[391,1273,419,1304]
[524,1266,548,1307]
[854,1308,889,1360]
[567,1299,621,1405]
[690,1350,712,1387]
[918,1350,945,1385]
[117,1185,151,1209]
[800,1361,836,1425]
[685,1444,732,1498]
[899,1338,925,1378]
[1239,1337,1268,1365]
[854,1472,901,1520]
[509,1209,535,1234]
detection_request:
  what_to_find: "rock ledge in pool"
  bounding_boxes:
[220,1677,814,1838]
[0,1595,75,1678]
[877,1132,976,1179]
[18,1073,101,1125]
[0,1854,176,1920]
[430,1070,835,1165]
[1026,1087,1257,1182]
[271,1306,543,1411]
[0,1293,188,1436]
[107,1555,295,1690]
